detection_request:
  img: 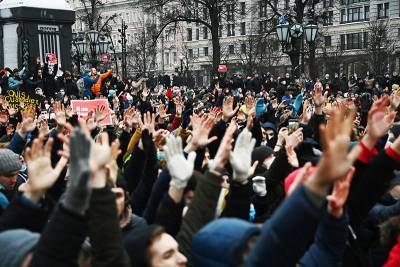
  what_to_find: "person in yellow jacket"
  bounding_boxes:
[90,68,113,97]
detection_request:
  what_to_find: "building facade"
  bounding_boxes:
[67,0,400,83]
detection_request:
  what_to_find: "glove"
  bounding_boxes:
[252,176,267,197]
[230,128,256,184]
[165,135,196,189]
[61,130,92,216]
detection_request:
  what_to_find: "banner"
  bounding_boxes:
[70,99,112,126]
[5,91,40,111]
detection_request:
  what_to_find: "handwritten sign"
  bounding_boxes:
[5,91,39,111]
[46,53,58,65]
[70,99,112,126]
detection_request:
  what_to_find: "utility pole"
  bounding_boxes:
[118,19,128,79]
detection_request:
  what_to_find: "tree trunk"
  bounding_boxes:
[209,7,221,76]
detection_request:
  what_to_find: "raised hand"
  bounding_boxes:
[312,82,328,113]
[245,96,255,111]
[108,139,121,185]
[390,89,400,111]
[285,144,299,168]
[94,105,107,123]
[165,135,196,189]
[285,127,303,149]
[326,167,355,218]
[366,96,396,143]
[19,109,36,138]
[186,114,217,151]
[24,137,68,202]
[61,128,92,216]
[230,128,258,184]
[174,97,184,117]
[223,96,239,121]
[37,119,50,136]
[123,107,137,129]
[53,102,66,127]
[209,120,237,174]
[308,108,355,194]
[157,104,170,120]
[141,111,155,135]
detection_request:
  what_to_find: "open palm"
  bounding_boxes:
[25,138,67,193]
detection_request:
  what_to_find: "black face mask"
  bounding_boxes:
[267,136,277,148]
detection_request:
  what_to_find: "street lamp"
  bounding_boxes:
[71,29,110,73]
[304,24,318,43]
[275,15,318,78]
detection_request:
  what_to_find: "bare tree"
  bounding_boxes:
[127,19,159,75]
[143,0,250,74]
[77,0,117,32]
[363,19,395,75]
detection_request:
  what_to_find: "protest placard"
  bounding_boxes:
[70,99,112,126]
[4,90,40,111]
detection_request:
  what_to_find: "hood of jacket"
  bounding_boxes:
[191,218,260,267]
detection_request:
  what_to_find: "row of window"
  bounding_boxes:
[324,32,368,50]
[183,43,250,60]
[187,22,248,41]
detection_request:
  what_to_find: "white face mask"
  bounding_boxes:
[263,156,275,170]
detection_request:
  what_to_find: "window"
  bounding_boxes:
[203,8,208,20]
[219,25,223,37]
[203,27,208,39]
[229,44,235,55]
[240,22,246,35]
[172,52,177,63]
[325,36,332,47]
[227,24,235,36]
[204,47,209,57]
[378,3,389,19]
[240,2,246,15]
[259,1,267,18]
[348,7,361,22]
[259,20,268,33]
[398,28,400,38]
[188,49,193,59]
[187,28,192,41]
[340,9,346,23]
[363,32,368,48]
[285,0,289,9]
[165,52,170,66]
[364,6,369,20]
[323,0,333,8]
[241,43,246,54]
[342,32,364,50]
[196,29,199,40]
[323,11,333,25]
[227,4,235,21]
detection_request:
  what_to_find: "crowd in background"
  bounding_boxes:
[1,56,400,267]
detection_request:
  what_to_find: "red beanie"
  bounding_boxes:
[284,166,316,196]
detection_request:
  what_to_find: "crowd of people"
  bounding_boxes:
[1,56,400,267]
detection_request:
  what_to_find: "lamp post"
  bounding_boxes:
[71,28,110,73]
[118,19,128,80]
[275,15,318,78]
[179,55,184,86]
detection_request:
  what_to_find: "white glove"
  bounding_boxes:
[230,128,257,184]
[252,176,267,197]
[165,135,197,189]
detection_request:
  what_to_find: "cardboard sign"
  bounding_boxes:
[5,91,39,111]
[70,99,112,126]
[101,54,109,64]
[45,53,58,65]
[218,65,228,73]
